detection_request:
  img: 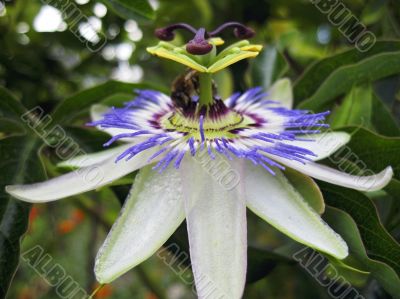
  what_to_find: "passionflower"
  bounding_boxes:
[6,23,393,299]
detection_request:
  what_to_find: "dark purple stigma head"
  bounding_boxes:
[154,22,255,56]
[186,28,213,55]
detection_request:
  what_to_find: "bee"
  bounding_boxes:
[171,69,218,111]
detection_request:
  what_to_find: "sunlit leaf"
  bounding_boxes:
[294,42,400,111]
[101,0,155,20]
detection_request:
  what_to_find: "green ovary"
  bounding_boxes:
[161,109,254,141]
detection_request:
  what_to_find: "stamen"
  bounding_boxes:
[208,22,255,39]
[186,28,213,55]
[174,151,186,169]
[94,88,329,174]
[154,23,197,41]
[199,114,205,144]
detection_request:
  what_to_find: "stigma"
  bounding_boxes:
[154,22,255,55]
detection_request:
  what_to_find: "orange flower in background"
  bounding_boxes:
[93,284,113,299]
[72,209,85,223]
[146,293,158,299]
[17,288,33,299]
[29,206,39,224]
[28,206,41,233]
[57,220,76,234]
[57,209,86,234]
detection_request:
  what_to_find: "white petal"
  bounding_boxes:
[5,147,160,203]
[243,161,348,259]
[58,144,132,168]
[268,78,293,109]
[282,132,351,161]
[180,156,247,299]
[95,165,185,283]
[268,155,393,192]
[91,104,135,141]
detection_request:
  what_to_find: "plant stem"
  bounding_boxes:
[89,284,105,298]
[198,73,213,107]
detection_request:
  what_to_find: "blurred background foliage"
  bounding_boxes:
[0,0,400,298]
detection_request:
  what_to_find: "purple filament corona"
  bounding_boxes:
[89,88,330,173]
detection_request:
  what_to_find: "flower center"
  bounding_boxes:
[161,101,253,142]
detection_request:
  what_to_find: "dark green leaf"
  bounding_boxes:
[324,207,400,298]
[335,127,400,180]
[385,179,400,199]
[0,119,25,136]
[371,90,400,137]
[0,136,46,298]
[0,87,25,120]
[101,0,155,20]
[294,42,400,110]
[51,81,154,124]
[320,183,400,275]
[63,126,111,153]
[246,247,293,284]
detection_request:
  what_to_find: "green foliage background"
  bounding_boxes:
[0,0,399,298]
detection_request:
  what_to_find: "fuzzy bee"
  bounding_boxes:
[171,69,218,111]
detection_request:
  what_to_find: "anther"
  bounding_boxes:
[154,23,197,41]
[209,22,255,39]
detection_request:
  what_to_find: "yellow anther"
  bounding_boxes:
[209,37,225,46]
[241,44,263,52]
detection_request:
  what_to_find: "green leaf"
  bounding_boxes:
[330,83,400,136]
[284,168,325,214]
[51,81,153,124]
[335,127,400,180]
[101,0,155,20]
[0,87,25,120]
[246,247,293,284]
[320,183,400,275]
[250,46,288,90]
[371,90,400,137]
[63,126,111,153]
[330,85,373,130]
[294,42,400,110]
[0,136,46,298]
[0,86,27,136]
[324,207,400,298]
[0,119,25,136]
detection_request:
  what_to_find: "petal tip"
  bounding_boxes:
[5,185,34,203]
[339,132,351,143]
[332,241,349,260]
[94,264,113,285]
[364,166,393,192]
